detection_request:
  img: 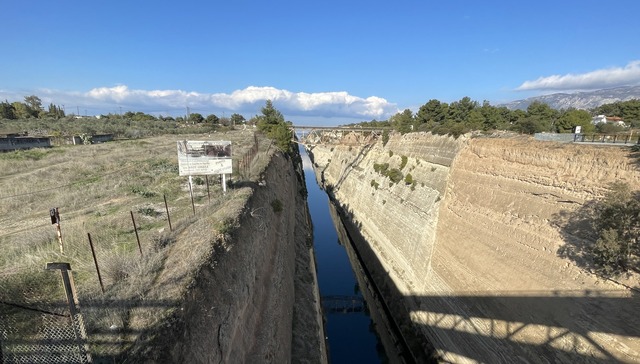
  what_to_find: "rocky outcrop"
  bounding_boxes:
[309,132,640,363]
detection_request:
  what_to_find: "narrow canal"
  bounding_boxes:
[300,147,388,363]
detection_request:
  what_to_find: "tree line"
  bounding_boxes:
[4,94,640,137]
[0,95,247,127]
[1,95,65,120]
[357,97,640,137]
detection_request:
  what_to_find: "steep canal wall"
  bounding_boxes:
[309,132,640,363]
[126,151,326,363]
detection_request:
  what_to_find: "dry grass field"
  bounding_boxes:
[0,129,275,358]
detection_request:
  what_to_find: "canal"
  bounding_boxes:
[301,147,388,363]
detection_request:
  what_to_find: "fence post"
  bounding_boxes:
[206,175,211,203]
[87,233,105,294]
[130,211,143,256]
[164,194,173,232]
[45,262,93,364]
[188,175,196,215]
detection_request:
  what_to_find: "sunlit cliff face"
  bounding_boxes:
[309,132,640,363]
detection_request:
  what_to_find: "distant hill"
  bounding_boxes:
[502,86,640,110]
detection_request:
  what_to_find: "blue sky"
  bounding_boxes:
[1,0,639,125]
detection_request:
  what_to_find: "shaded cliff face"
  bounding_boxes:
[127,152,325,363]
[309,133,640,363]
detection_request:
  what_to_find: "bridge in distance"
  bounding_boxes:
[291,125,389,146]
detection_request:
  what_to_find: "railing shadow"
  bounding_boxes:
[408,292,639,363]
[0,298,180,363]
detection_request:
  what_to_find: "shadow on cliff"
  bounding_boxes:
[631,145,640,169]
[331,200,640,363]
[552,200,600,273]
[332,144,373,191]
[403,291,639,363]
[553,191,639,281]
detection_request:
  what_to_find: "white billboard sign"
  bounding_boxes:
[177,140,233,176]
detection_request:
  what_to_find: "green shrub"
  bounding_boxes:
[218,217,238,235]
[382,130,389,146]
[370,180,379,189]
[373,163,389,174]
[193,176,205,185]
[138,207,160,217]
[589,182,640,276]
[404,173,413,185]
[388,150,393,157]
[271,199,283,213]
[386,168,403,184]
[400,155,408,170]
[131,185,157,198]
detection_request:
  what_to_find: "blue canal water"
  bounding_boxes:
[301,147,384,363]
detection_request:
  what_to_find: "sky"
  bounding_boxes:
[1,0,640,125]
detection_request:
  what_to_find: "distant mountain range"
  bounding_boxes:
[502,86,640,110]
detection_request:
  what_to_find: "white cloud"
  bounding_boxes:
[0,85,398,121]
[516,60,640,91]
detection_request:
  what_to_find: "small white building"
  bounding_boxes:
[592,115,627,127]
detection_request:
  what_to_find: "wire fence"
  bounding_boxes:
[533,133,577,143]
[534,132,640,144]
[0,276,91,364]
[0,130,273,363]
[573,133,640,144]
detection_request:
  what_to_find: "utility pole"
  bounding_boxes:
[186,106,191,123]
[76,106,80,116]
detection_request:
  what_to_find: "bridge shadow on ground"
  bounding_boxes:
[0,297,181,363]
[330,200,640,363]
[407,292,639,363]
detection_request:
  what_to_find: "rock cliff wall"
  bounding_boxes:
[309,132,640,363]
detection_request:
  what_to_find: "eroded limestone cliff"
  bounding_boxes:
[309,132,640,363]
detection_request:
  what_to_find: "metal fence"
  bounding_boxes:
[533,133,577,143]
[0,309,91,364]
[0,264,92,364]
[534,133,640,145]
[573,133,640,144]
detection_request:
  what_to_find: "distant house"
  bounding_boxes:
[71,134,114,145]
[592,115,627,127]
[0,134,51,151]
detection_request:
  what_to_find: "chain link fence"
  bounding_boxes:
[534,133,577,143]
[0,265,91,364]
